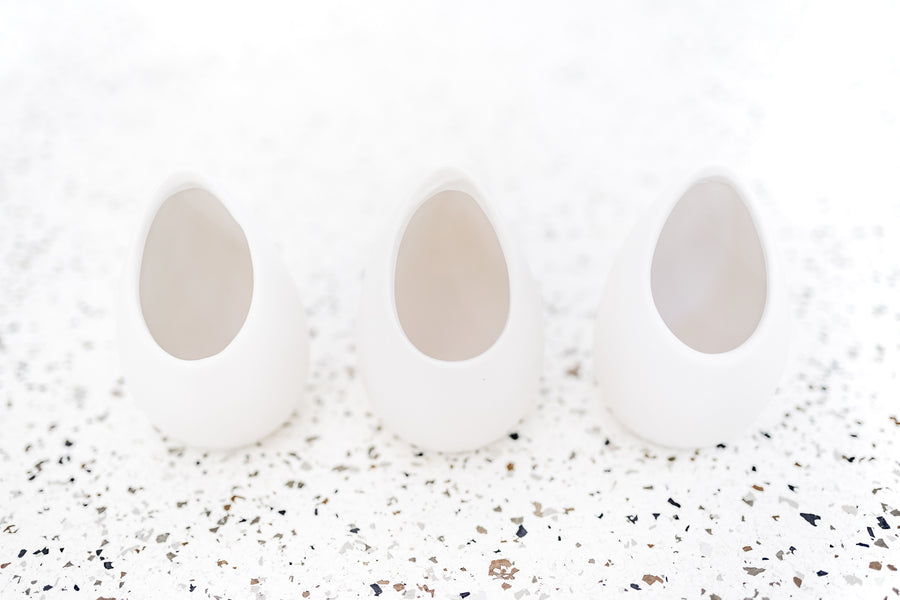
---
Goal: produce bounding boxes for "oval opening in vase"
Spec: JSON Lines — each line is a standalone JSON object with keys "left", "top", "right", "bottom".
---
{"left": 139, "top": 187, "right": 254, "bottom": 360}
{"left": 650, "top": 178, "right": 767, "bottom": 354}
{"left": 394, "top": 189, "right": 510, "bottom": 361}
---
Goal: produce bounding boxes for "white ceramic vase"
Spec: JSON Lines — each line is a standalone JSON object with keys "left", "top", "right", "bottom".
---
{"left": 358, "top": 170, "right": 544, "bottom": 452}
{"left": 117, "top": 175, "right": 309, "bottom": 449}
{"left": 594, "top": 170, "right": 790, "bottom": 448}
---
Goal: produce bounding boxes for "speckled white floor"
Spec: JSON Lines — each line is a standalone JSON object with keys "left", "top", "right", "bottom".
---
{"left": 1, "top": 1, "right": 899, "bottom": 598}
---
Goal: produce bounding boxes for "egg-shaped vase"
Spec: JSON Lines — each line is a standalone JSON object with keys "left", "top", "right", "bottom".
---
{"left": 358, "top": 170, "right": 544, "bottom": 452}
{"left": 117, "top": 175, "right": 309, "bottom": 449}
{"left": 594, "top": 170, "right": 790, "bottom": 448}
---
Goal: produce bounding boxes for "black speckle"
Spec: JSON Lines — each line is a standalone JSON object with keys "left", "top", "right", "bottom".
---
{"left": 42, "top": 585, "right": 51, "bottom": 591}
{"left": 800, "top": 513, "right": 821, "bottom": 526}
{"left": 667, "top": 498, "right": 681, "bottom": 508}
{"left": 509, "top": 433, "right": 519, "bottom": 440}
{"left": 816, "top": 570, "right": 828, "bottom": 576}
{"left": 350, "top": 528, "right": 360, "bottom": 534}
{"left": 74, "top": 585, "right": 79, "bottom": 591}
{"left": 103, "top": 561, "right": 113, "bottom": 569}
{"left": 516, "top": 524, "right": 527, "bottom": 537}
{"left": 788, "top": 484, "right": 797, "bottom": 492}
{"left": 652, "top": 513, "right": 660, "bottom": 520}
{"left": 876, "top": 516, "right": 890, "bottom": 529}
{"left": 17, "top": 549, "right": 25, "bottom": 558}
{"left": 627, "top": 515, "right": 638, "bottom": 524}
{"left": 630, "top": 583, "right": 640, "bottom": 590}
{"left": 461, "top": 594, "right": 470, "bottom": 599}
{"left": 278, "top": 510, "right": 286, "bottom": 515}
{"left": 189, "top": 584, "right": 196, "bottom": 592}
{"left": 716, "top": 443, "right": 726, "bottom": 449}
{"left": 370, "top": 583, "right": 382, "bottom": 596}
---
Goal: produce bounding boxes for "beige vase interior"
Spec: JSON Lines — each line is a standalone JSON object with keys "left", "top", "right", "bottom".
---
{"left": 394, "top": 190, "right": 510, "bottom": 361}
{"left": 139, "top": 188, "right": 254, "bottom": 360}
{"left": 651, "top": 179, "right": 767, "bottom": 354}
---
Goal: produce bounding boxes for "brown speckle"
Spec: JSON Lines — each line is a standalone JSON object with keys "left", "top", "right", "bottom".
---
{"left": 489, "top": 559, "right": 518, "bottom": 580}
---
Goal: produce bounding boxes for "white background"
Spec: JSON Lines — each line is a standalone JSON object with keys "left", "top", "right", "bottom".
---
{"left": 1, "top": 1, "right": 899, "bottom": 598}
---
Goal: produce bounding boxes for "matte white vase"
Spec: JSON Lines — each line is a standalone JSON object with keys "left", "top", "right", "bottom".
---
{"left": 117, "top": 175, "right": 309, "bottom": 449}
{"left": 358, "top": 170, "right": 544, "bottom": 452}
{"left": 594, "top": 170, "right": 790, "bottom": 448}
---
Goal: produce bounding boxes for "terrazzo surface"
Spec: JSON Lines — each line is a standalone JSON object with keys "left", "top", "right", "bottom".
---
{"left": 1, "top": 1, "right": 899, "bottom": 598}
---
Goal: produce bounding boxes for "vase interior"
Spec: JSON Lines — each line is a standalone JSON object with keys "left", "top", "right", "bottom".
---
{"left": 651, "top": 179, "right": 767, "bottom": 354}
{"left": 394, "top": 189, "right": 510, "bottom": 361}
{"left": 140, "top": 187, "right": 254, "bottom": 360}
